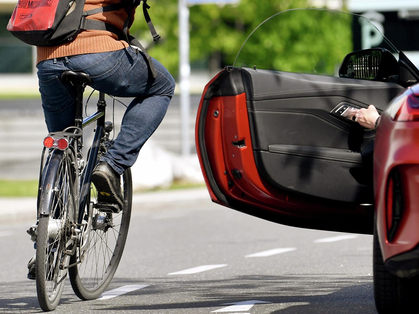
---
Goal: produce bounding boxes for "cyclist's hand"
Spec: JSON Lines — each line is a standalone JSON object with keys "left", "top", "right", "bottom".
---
{"left": 355, "top": 105, "right": 380, "bottom": 129}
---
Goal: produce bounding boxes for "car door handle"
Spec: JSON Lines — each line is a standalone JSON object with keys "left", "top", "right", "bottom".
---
{"left": 331, "top": 103, "right": 359, "bottom": 122}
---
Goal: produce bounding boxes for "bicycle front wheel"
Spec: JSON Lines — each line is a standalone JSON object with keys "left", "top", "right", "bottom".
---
{"left": 69, "top": 168, "right": 132, "bottom": 300}
{"left": 36, "top": 150, "right": 78, "bottom": 311}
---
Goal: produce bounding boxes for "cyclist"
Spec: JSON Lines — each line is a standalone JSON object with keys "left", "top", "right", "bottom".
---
{"left": 37, "top": 0, "right": 175, "bottom": 209}
{"left": 28, "top": 0, "right": 175, "bottom": 278}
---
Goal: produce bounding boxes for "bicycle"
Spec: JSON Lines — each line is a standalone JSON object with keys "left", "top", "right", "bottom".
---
{"left": 30, "top": 70, "right": 132, "bottom": 311}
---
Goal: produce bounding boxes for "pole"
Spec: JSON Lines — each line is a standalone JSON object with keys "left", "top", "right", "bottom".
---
{"left": 178, "top": 0, "right": 191, "bottom": 157}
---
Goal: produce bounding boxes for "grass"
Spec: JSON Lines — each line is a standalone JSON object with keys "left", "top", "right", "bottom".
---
{"left": 159, "top": 180, "right": 204, "bottom": 190}
{"left": 0, "top": 180, "right": 38, "bottom": 197}
{"left": 0, "top": 94, "right": 40, "bottom": 100}
{"left": 0, "top": 179, "right": 205, "bottom": 197}
{"left": 137, "top": 180, "right": 205, "bottom": 193}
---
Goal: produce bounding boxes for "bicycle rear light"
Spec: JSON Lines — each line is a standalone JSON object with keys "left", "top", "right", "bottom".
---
{"left": 43, "top": 136, "right": 69, "bottom": 150}
{"left": 43, "top": 137, "right": 54, "bottom": 148}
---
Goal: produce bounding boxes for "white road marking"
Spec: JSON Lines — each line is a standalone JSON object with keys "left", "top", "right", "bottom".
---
{"left": 245, "top": 247, "right": 296, "bottom": 258}
{"left": 314, "top": 234, "right": 358, "bottom": 243}
{"left": 98, "top": 285, "right": 149, "bottom": 300}
{"left": 168, "top": 264, "right": 227, "bottom": 275}
{"left": 212, "top": 300, "right": 271, "bottom": 312}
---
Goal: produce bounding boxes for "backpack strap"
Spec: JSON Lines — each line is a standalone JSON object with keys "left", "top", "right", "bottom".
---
{"left": 128, "top": 35, "right": 157, "bottom": 79}
{"left": 80, "top": 19, "right": 125, "bottom": 40}
{"left": 80, "top": 0, "right": 160, "bottom": 79}
{"left": 142, "top": 1, "right": 161, "bottom": 42}
{"left": 123, "top": 1, "right": 159, "bottom": 78}
{"left": 81, "top": 0, "right": 160, "bottom": 43}
{"left": 83, "top": 2, "right": 128, "bottom": 16}
{"left": 80, "top": 2, "right": 131, "bottom": 39}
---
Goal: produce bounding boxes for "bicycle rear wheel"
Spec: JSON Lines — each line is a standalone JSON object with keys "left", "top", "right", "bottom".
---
{"left": 69, "top": 168, "right": 132, "bottom": 300}
{"left": 36, "top": 150, "right": 78, "bottom": 311}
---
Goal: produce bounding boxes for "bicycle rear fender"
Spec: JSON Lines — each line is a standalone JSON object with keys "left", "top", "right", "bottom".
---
{"left": 38, "top": 150, "right": 78, "bottom": 217}
{"left": 38, "top": 151, "right": 63, "bottom": 216}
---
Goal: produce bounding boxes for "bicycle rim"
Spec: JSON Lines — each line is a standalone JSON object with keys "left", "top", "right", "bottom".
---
{"left": 36, "top": 152, "right": 77, "bottom": 311}
{"left": 69, "top": 168, "right": 132, "bottom": 300}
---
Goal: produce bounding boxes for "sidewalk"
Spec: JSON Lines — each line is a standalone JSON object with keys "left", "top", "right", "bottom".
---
{"left": 0, "top": 187, "right": 211, "bottom": 224}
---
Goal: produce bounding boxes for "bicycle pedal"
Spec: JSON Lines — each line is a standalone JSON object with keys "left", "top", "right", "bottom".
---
{"left": 27, "top": 256, "right": 36, "bottom": 280}
{"left": 94, "top": 202, "right": 121, "bottom": 213}
{"left": 27, "top": 269, "right": 36, "bottom": 280}
{"left": 26, "top": 225, "right": 37, "bottom": 242}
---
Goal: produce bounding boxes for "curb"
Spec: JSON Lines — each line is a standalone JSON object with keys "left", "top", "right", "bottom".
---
{"left": 0, "top": 188, "right": 210, "bottom": 225}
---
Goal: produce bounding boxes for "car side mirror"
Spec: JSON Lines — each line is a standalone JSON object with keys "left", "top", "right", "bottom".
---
{"left": 339, "top": 48, "right": 399, "bottom": 81}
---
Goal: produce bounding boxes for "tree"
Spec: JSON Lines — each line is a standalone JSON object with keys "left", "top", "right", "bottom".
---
{"left": 234, "top": 8, "right": 353, "bottom": 76}
{"left": 129, "top": 0, "right": 351, "bottom": 78}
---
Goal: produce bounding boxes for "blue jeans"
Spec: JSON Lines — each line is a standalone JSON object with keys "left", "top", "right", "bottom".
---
{"left": 37, "top": 47, "right": 175, "bottom": 174}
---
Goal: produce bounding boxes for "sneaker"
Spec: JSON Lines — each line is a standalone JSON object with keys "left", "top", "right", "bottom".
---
{"left": 27, "top": 256, "right": 36, "bottom": 280}
{"left": 91, "top": 162, "right": 123, "bottom": 213}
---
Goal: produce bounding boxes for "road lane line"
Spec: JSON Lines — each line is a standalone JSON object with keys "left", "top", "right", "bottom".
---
{"left": 168, "top": 264, "right": 227, "bottom": 275}
{"left": 245, "top": 247, "right": 296, "bottom": 258}
{"left": 98, "top": 285, "right": 149, "bottom": 300}
{"left": 212, "top": 300, "right": 271, "bottom": 312}
{"left": 314, "top": 234, "right": 358, "bottom": 243}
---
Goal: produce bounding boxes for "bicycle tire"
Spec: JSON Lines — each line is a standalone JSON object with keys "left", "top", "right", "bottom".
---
{"left": 69, "top": 168, "right": 132, "bottom": 300}
{"left": 36, "top": 150, "right": 78, "bottom": 311}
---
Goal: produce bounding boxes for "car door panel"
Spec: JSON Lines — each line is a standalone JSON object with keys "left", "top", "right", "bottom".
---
{"left": 243, "top": 68, "right": 404, "bottom": 203}
{"left": 196, "top": 67, "right": 404, "bottom": 234}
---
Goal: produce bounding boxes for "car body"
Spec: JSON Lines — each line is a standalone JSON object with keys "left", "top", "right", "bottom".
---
{"left": 374, "top": 83, "right": 419, "bottom": 277}
{"left": 195, "top": 9, "right": 419, "bottom": 314}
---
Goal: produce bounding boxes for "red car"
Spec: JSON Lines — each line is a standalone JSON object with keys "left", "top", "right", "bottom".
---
{"left": 195, "top": 9, "right": 419, "bottom": 314}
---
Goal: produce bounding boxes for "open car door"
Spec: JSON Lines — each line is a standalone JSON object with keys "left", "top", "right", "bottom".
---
{"left": 195, "top": 9, "right": 417, "bottom": 234}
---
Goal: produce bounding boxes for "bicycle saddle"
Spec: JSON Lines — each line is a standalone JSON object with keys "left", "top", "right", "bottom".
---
{"left": 61, "top": 70, "right": 92, "bottom": 87}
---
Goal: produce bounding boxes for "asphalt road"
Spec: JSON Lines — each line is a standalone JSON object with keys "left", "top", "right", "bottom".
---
{"left": 0, "top": 192, "right": 378, "bottom": 314}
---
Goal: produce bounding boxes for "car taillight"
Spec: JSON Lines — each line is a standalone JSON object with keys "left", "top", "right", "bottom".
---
{"left": 43, "top": 136, "right": 69, "bottom": 150}
{"left": 391, "top": 91, "right": 419, "bottom": 122}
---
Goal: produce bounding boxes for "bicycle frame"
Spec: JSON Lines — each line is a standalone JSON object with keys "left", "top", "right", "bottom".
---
{"left": 78, "top": 91, "right": 106, "bottom": 225}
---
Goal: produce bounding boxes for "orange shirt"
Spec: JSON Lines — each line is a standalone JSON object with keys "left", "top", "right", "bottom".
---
{"left": 36, "top": 0, "right": 130, "bottom": 64}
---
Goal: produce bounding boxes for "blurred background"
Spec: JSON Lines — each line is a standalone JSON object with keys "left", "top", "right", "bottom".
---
{"left": 1, "top": 0, "right": 419, "bottom": 195}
